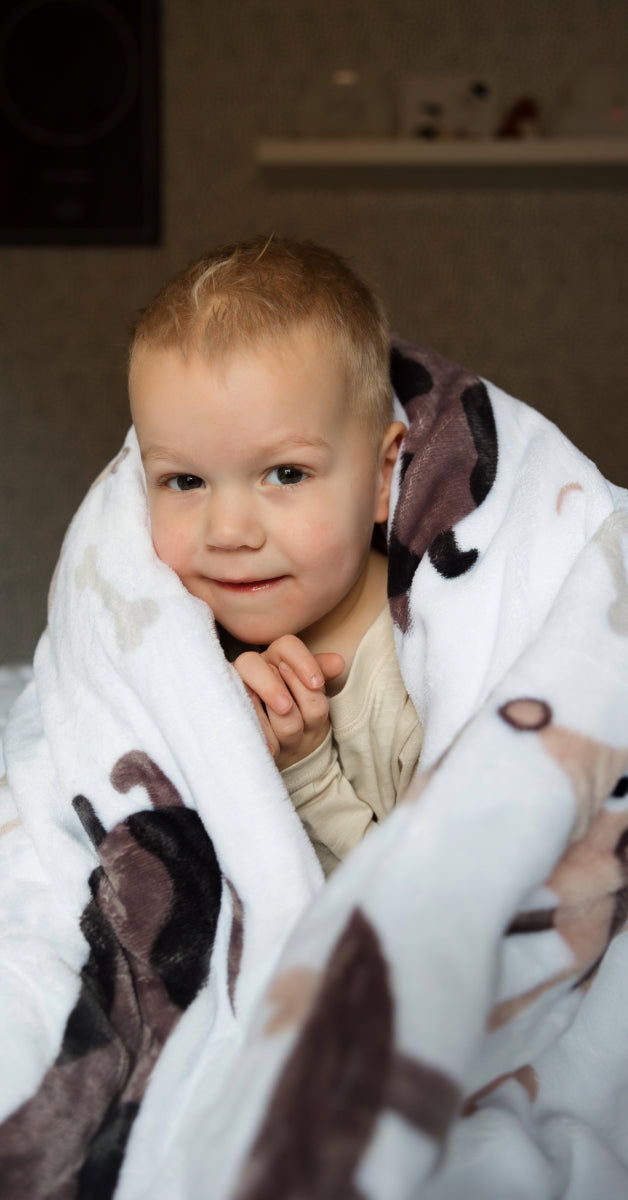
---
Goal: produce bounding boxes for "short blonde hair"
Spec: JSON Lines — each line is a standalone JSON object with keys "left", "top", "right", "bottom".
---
{"left": 130, "top": 235, "right": 392, "bottom": 435}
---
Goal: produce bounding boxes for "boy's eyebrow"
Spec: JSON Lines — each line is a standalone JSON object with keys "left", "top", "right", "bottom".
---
{"left": 139, "top": 444, "right": 182, "bottom": 465}
{"left": 260, "top": 434, "right": 331, "bottom": 455}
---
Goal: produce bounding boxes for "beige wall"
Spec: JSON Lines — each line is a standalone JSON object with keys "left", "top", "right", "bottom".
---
{"left": 2, "top": 0, "right": 627, "bottom": 660}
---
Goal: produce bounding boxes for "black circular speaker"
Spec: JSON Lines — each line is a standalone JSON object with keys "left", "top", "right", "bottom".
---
{"left": 0, "top": 0, "right": 139, "bottom": 147}
{"left": 0, "top": 0, "right": 159, "bottom": 243}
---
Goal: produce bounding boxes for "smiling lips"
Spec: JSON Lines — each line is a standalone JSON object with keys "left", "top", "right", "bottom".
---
{"left": 212, "top": 576, "right": 286, "bottom": 594}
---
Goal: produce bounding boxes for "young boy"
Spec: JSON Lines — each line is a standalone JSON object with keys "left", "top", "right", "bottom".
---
{"left": 129, "top": 235, "right": 423, "bottom": 875}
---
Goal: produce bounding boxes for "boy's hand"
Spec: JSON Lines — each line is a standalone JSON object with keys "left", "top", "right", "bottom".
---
{"left": 234, "top": 635, "right": 344, "bottom": 770}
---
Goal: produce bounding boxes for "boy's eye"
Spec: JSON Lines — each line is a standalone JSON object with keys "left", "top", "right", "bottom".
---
{"left": 266, "top": 465, "right": 307, "bottom": 486}
{"left": 165, "top": 474, "right": 204, "bottom": 491}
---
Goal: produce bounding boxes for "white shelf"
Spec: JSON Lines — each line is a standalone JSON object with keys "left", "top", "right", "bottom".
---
{"left": 256, "top": 137, "right": 628, "bottom": 169}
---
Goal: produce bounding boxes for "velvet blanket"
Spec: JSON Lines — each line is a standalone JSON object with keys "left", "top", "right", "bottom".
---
{"left": 2, "top": 339, "right": 628, "bottom": 1199}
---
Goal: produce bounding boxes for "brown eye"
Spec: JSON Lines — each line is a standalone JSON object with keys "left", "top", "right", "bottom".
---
{"left": 166, "top": 474, "right": 204, "bottom": 491}
{"left": 267, "top": 465, "right": 307, "bottom": 486}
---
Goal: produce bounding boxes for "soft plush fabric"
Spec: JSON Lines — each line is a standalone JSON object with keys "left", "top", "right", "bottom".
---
{"left": 0, "top": 665, "right": 33, "bottom": 772}
{"left": 1, "top": 338, "right": 628, "bottom": 1200}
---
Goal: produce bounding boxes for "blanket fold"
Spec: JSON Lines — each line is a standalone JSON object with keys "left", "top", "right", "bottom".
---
{"left": 2, "top": 338, "right": 628, "bottom": 1199}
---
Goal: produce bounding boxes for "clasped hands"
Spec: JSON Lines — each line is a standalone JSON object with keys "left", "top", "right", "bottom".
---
{"left": 234, "top": 635, "right": 344, "bottom": 769}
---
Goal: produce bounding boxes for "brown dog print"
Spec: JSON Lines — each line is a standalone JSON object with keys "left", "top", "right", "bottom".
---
{"left": 488, "top": 700, "right": 628, "bottom": 1029}
{"left": 233, "top": 908, "right": 460, "bottom": 1200}
{"left": 388, "top": 339, "right": 498, "bottom": 632}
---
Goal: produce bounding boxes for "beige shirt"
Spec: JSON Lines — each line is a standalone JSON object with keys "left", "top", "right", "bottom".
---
{"left": 281, "top": 605, "right": 423, "bottom": 876}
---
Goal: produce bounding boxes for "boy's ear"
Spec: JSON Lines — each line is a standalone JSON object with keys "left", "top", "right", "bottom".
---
{"left": 374, "top": 421, "right": 407, "bottom": 524}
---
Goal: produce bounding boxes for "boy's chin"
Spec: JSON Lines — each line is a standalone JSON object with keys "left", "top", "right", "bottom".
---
{"left": 216, "top": 620, "right": 294, "bottom": 658}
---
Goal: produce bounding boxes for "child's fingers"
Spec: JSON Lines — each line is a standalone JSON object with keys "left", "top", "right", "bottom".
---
{"left": 264, "top": 703, "right": 306, "bottom": 750}
{"left": 235, "top": 650, "right": 295, "bottom": 717}
{"left": 259, "top": 639, "right": 344, "bottom": 737}
{"left": 276, "top": 659, "right": 330, "bottom": 731}
{"left": 235, "top": 638, "right": 343, "bottom": 760}
{"left": 262, "top": 635, "right": 327, "bottom": 690}
{"left": 236, "top": 652, "right": 307, "bottom": 748}
{"left": 314, "top": 651, "right": 345, "bottom": 682}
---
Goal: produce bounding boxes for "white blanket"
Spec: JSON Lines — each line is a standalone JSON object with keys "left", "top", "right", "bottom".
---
{"left": 2, "top": 338, "right": 628, "bottom": 1199}
{"left": 0, "top": 665, "right": 33, "bottom": 773}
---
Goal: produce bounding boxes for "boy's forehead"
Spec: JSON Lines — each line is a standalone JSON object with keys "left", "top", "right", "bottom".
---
{"left": 130, "top": 324, "right": 351, "bottom": 409}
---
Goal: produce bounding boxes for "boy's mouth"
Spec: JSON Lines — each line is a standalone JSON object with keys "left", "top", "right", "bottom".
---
{"left": 212, "top": 576, "right": 286, "bottom": 594}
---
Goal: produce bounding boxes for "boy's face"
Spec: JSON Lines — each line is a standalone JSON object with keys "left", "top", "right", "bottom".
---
{"left": 130, "top": 324, "right": 404, "bottom": 648}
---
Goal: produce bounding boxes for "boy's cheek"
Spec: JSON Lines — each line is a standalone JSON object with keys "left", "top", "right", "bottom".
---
{"left": 290, "top": 515, "right": 340, "bottom": 562}
{"left": 148, "top": 495, "right": 178, "bottom": 550}
{"left": 149, "top": 510, "right": 183, "bottom": 572}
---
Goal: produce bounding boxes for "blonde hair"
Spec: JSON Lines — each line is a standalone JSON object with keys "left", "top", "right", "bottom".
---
{"left": 130, "top": 235, "right": 392, "bottom": 435}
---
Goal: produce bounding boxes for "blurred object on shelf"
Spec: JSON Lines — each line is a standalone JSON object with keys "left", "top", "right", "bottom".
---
{"left": 498, "top": 96, "right": 542, "bottom": 139}
{"left": 550, "top": 65, "right": 627, "bottom": 137}
{"left": 398, "top": 75, "right": 499, "bottom": 139}
{"left": 297, "top": 68, "right": 393, "bottom": 137}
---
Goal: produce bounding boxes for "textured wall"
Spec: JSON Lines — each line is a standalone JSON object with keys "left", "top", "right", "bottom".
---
{"left": 1, "top": 0, "right": 627, "bottom": 660}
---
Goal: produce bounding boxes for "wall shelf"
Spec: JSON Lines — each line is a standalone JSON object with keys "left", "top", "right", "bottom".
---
{"left": 256, "top": 137, "right": 628, "bottom": 168}
{"left": 256, "top": 137, "right": 628, "bottom": 188}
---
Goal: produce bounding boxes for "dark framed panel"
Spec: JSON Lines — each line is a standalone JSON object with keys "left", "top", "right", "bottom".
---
{"left": 0, "top": 0, "right": 160, "bottom": 244}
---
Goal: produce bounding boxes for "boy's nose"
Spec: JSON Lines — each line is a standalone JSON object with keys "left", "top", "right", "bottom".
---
{"left": 204, "top": 489, "right": 265, "bottom": 551}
